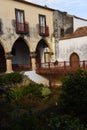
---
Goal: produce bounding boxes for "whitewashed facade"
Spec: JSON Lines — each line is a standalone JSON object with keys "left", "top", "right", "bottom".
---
{"left": 59, "top": 36, "right": 87, "bottom": 62}
{"left": 73, "top": 16, "right": 87, "bottom": 31}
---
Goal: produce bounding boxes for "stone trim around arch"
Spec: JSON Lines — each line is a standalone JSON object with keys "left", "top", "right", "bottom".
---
{"left": 11, "top": 37, "right": 32, "bottom": 71}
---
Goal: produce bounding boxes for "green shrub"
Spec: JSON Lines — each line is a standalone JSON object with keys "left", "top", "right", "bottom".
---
{"left": 9, "top": 83, "right": 43, "bottom": 105}
{"left": 22, "top": 83, "right": 42, "bottom": 99}
{"left": 47, "top": 115, "right": 87, "bottom": 130}
{"left": 59, "top": 68, "right": 87, "bottom": 122}
{"left": 0, "top": 72, "right": 23, "bottom": 85}
{"left": 0, "top": 108, "right": 39, "bottom": 130}
{"left": 41, "top": 87, "right": 51, "bottom": 98}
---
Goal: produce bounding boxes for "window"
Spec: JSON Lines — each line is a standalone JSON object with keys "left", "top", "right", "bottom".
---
{"left": 15, "top": 9, "right": 25, "bottom": 32}
{"left": 15, "top": 9, "right": 24, "bottom": 24}
{"left": 44, "top": 52, "right": 50, "bottom": 63}
{"left": 39, "top": 15, "right": 46, "bottom": 34}
{"left": 60, "top": 28, "right": 64, "bottom": 37}
{"left": 0, "top": 19, "right": 1, "bottom": 33}
{"left": 39, "top": 14, "right": 49, "bottom": 36}
{"left": 39, "top": 15, "right": 46, "bottom": 27}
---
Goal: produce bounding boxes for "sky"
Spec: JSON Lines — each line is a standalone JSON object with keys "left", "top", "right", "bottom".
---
{"left": 25, "top": 0, "right": 87, "bottom": 19}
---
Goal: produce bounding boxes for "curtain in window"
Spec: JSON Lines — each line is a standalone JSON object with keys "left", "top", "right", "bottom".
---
{"left": 16, "top": 11, "right": 24, "bottom": 31}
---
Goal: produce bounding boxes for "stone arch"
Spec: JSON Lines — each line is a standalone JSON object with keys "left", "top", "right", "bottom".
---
{"left": 35, "top": 39, "right": 50, "bottom": 67}
{"left": 11, "top": 37, "right": 31, "bottom": 71}
{"left": 70, "top": 52, "right": 80, "bottom": 68}
{"left": 0, "top": 41, "right": 6, "bottom": 73}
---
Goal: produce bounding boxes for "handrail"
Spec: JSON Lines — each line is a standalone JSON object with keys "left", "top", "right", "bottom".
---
{"left": 16, "top": 22, "right": 29, "bottom": 34}
{"left": 36, "top": 60, "right": 87, "bottom": 70}
{"left": 39, "top": 25, "right": 49, "bottom": 36}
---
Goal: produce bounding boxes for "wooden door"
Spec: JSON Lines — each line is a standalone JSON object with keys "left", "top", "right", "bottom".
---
{"left": 70, "top": 53, "right": 80, "bottom": 68}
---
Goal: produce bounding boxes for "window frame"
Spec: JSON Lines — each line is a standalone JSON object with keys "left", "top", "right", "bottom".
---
{"left": 15, "top": 8, "right": 25, "bottom": 24}
{"left": 0, "top": 19, "right": 1, "bottom": 33}
{"left": 44, "top": 52, "right": 50, "bottom": 63}
{"left": 60, "top": 28, "right": 64, "bottom": 37}
{"left": 39, "top": 14, "right": 46, "bottom": 27}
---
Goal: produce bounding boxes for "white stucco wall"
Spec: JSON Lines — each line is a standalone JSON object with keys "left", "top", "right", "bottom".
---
{"left": 73, "top": 17, "right": 87, "bottom": 31}
{"left": 59, "top": 36, "right": 87, "bottom": 62}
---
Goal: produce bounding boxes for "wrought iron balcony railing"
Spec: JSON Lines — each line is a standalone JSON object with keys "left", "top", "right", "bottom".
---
{"left": 39, "top": 26, "right": 49, "bottom": 36}
{"left": 15, "top": 22, "right": 29, "bottom": 34}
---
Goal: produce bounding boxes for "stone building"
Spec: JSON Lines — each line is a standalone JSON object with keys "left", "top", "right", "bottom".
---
{"left": 1, "top": 0, "right": 87, "bottom": 85}
{"left": 53, "top": 10, "right": 87, "bottom": 60}
{"left": 58, "top": 26, "right": 87, "bottom": 68}
{"left": 0, "top": 0, "right": 54, "bottom": 73}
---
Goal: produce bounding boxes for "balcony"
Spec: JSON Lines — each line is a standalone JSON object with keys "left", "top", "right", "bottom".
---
{"left": 15, "top": 22, "right": 29, "bottom": 34}
{"left": 39, "top": 26, "right": 49, "bottom": 36}
{"left": 36, "top": 60, "right": 87, "bottom": 75}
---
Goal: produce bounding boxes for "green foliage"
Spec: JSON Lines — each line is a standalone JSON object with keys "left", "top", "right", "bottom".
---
{"left": 10, "top": 83, "right": 51, "bottom": 103}
{"left": 0, "top": 78, "right": 87, "bottom": 130}
{"left": 41, "top": 87, "right": 51, "bottom": 98}
{"left": 0, "top": 83, "right": 52, "bottom": 130}
{"left": 59, "top": 69, "right": 87, "bottom": 120}
{"left": 0, "top": 72, "right": 22, "bottom": 85}
{"left": 22, "top": 83, "right": 42, "bottom": 99}
{"left": 0, "top": 107, "right": 39, "bottom": 130}
{"left": 47, "top": 115, "right": 87, "bottom": 130}
{"left": 9, "top": 83, "right": 44, "bottom": 107}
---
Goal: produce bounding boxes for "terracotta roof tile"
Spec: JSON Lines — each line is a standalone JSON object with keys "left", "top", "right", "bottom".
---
{"left": 60, "top": 26, "right": 87, "bottom": 40}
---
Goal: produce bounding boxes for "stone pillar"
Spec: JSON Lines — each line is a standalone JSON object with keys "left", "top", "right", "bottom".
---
{"left": 5, "top": 52, "right": 13, "bottom": 73}
{"left": 30, "top": 52, "right": 37, "bottom": 70}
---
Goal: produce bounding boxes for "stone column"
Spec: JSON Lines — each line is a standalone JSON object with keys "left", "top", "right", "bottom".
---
{"left": 30, "top": 52, "right": 37, "bottom": 70}
{"left": 5, "top": 52, "right": 13, "bottom": 73}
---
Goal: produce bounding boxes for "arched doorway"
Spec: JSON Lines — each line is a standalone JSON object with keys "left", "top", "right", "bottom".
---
{"left": 0, "top": 44, "right": 6, "bottom": 73}
{"left": 70, "top": 53, "right": 80, "bottom": 68}
{"left": 36, "top": 39, "right": 49, "bottom": 68}
{"left": 11, "top": 38, "right": 31, "bottom": 72}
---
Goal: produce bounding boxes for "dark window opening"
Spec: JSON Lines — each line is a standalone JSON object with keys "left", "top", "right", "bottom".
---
{"left": 60, "top": 28, "right": 64, "bottom": 37}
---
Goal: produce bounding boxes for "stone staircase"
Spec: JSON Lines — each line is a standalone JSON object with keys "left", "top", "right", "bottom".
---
{"left": 24, "top": 70, "right": 49, "bottom": 86}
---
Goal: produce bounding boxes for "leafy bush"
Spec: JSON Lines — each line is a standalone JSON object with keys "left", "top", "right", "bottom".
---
{"left": 0, "top": 72, "right": 23, "bottom": 85}
{"left": 59, "top": 69, "right": 87, "bottom": 121}
{"left": 47, "top": 115, "right": 87, "bottom": 130}
{"left": 0, "top": 108, "right": 39, "bottom": 130}
{"left": 10, "top": 83, "right": 51, "bottom": 102}
{"left": 9, "top": 83, "right": 44, "bottom": 106}
{"left": 41, "top": 87, "right": 51, "bottom": 98}
{"left": 22, "top": 83, "right": 42, "bottom": 99}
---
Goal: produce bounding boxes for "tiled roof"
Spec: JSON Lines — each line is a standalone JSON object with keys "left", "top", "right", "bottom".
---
{"left": 60, "top": 26, "right": 87, "bottom": 40}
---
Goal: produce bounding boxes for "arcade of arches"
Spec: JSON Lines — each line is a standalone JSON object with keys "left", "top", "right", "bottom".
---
{"left": 0, "top": 38, "right": 51, "bottom": 73}
{"left": 12, "top": 38, "right": 31, "bottom": 72}
{"left": 0, "top": 44, "right": 6, "bottom": 73}
{"left": 36, "top": 39, "right": 50, "bottom": 68}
